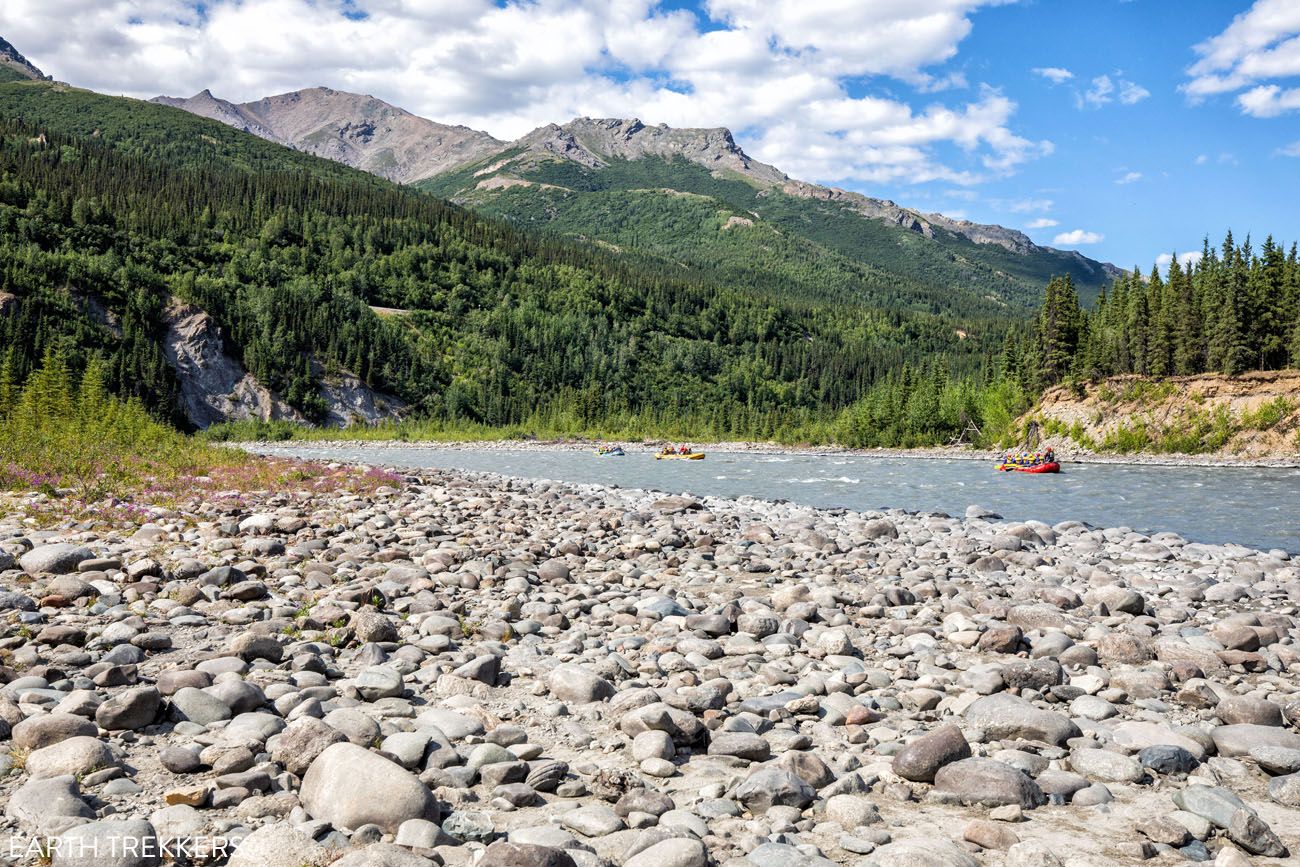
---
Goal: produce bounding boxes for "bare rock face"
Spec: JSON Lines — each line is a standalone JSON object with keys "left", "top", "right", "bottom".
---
{"left": 514, "top": 117, "right": 788, "bottom": 185}
{"left": 314, "top": 360, "right": 407, "bottom": 427}
{"left": 160, "top": 301, "right": 304, "bottom": 429}
{"left": 0, "top": 36, "right": 47, "bottom": 80}
{"left": 152, "top": 87, "right": 504, "bottom": 184}
{"left": 151, "top": 90, "right": 280, "bottom": 142}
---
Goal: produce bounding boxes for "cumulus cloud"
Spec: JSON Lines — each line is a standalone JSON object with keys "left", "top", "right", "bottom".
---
{"left": 1115, "top": 171, "right": 1142, "bottom": 185}
{"left": 1155, "top": 251, "right": 1205, "bottom": 271}
{"left": 0, "top": 0, "right": 1047, "bottom": 188}
{"left": 1033, "top": 66, "right": 1073, "bottom": 84}
{"left": 1053, "top": 229, "right": 1103, "bottom": 246}
{"left": 1118, "top": 80, "right": 1151, "bottom": 104}
{"left": 1026, "top": 218, "right": 1059, "bottom": 229}
{"left": 1238, "top": 83, "right": 1300, "bottom": 116}
{"left": 1183, "top": 0, "right": 1300, "bottom": 115}
{"left": 1079, "top": 73, "right": 1149, "bottom": 108}
{"left": 1278, "top": 140, "right": 1300, "bottom": 156}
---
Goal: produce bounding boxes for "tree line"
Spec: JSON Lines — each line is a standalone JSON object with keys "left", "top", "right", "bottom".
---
{"left": 0, "top": 86, "right": 1003, "bottom": 442}
{"left": 1025, "top": 233, "right": 1300, "bottom": 388}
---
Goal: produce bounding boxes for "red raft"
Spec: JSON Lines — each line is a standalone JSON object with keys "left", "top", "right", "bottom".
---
{"left": 997, "top": 461, "right": 1060, "bottom": 474}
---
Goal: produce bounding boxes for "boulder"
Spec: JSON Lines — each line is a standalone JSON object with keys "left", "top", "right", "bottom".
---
{"left": 300, "top": 743, "right": 438, "bottom": 834}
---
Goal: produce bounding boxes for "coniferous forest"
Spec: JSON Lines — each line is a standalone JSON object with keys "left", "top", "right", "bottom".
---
{"left": 1023, "top": 235, "right": 1300, "bottom": 390}
{"left": 0, "top": 82, "right": 1010, "bottom": 444}
{"left": 1, "top": 80, "right": 1298, "bottom": 450}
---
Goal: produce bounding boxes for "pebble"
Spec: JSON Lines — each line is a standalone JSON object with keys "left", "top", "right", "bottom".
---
{"left": 0, "top": 464, "right": 1295, "bottom": 865}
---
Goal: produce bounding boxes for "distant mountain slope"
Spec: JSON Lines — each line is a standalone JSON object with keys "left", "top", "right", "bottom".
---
{"left": 424, "top": 118, "right": 1120, "bottom": 310}
{"left": 152, "top": 87, "right": 504, "bottom": 183}
{"left": 2, "top": 76, "right": 1004, "bottom": 441}
{"left": 153, "top": 89, "right": 1121, "bottom": 307}
{"left": 0, "top": 36, "right": 46, "bottom": 82}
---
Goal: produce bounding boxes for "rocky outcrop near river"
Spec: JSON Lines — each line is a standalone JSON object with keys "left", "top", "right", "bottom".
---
{"left": 0, "top": 466, "right": 1298, "bottom": 865}
{"left": 160, "top": 300, "right": 402, "bottom": 429}
{"left": 1029, "top": 371, "right": 1300, "bottom": 461}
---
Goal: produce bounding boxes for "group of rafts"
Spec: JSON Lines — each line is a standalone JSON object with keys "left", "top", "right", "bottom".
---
{"left": 593, "top": 445, "right": 705, "bottom": 460}
{"left": 595, "top": 444, "right": 1059, "bottom": 472}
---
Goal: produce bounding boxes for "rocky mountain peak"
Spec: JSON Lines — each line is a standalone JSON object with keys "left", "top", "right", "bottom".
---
{"left": 153, "top": 86, "right": 505, "bottom": 184}
{"left": 0, "top": 36, "right": 48, "bottom": 81}
{"left": 514, "top": 116, "right": 787, "bottom": 185}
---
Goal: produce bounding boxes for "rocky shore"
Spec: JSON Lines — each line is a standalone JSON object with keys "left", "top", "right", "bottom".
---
{"left": 1, "top": 464, "right": 1298, "bottom": 866}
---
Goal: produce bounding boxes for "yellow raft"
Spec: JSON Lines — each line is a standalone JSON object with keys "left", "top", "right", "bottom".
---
{"left": 655, "top": 452, "right": 705, "bottom": 460}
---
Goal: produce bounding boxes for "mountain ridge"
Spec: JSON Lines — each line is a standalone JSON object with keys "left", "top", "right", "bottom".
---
{"left": 0, "top": 36, "right": 46, "bottom": 82}
{"left": 151, "top": 86, "right": 1117, "bottom": 274}
{"left": 152, "top": 87, "right": 504, "bottom": 184}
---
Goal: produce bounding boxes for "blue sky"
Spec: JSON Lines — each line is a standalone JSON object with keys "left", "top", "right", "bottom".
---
{"left": 893, "top": 0, "right": 1300, "bottom": 268}
{"left": 2, "top": 0, "right": 1297, "bottom": 268}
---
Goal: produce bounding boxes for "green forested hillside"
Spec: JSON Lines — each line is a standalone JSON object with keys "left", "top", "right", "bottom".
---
{"left": 423, "top": 154, "right": 1116, "bottom": 312}
{"left": 0, "top": 80, "right": 1010, "bottom": 441}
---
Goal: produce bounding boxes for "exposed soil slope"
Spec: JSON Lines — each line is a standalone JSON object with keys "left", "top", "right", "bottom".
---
{"left": 1027, "top": 371, "right": 1300, "bottom": 460}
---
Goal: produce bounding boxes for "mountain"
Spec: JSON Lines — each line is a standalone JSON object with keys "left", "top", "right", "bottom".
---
{"left": 153, "top": 90, "right": 1120, "bottom": 308}
{"left": 0, "top": 36, "right": 46, "bottom": 82}
{"left": 1, "top": 76, "right": 999, "bottom": 442}
{"left": 152, "top": 87, "right": 503, "bottom": 184}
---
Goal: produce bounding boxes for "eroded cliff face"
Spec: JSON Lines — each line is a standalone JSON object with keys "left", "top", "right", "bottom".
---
{"left": 313, "top": 361, "right": 408, "bottom": 428}
{"left": 161, "top": 302, "right": 305, "bottom": 429}
{"left": 161, "top": 301, "right": 407, "bottom": 429}
{"left": 1028, "top": 371, "right": 1300, "bottom": 459}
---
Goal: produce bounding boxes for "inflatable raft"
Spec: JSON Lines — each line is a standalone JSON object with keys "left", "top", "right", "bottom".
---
{"left": 655, "top": 452, "right": 705, "bottom": 460}
{"left": 997, "top": 461, "right": 1060, "bottom": 474}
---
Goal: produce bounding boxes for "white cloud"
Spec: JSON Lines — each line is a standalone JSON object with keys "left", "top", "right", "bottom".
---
{"left": 0, "top": 0, "right": 1045, "bottom": 188}
{"left": 1118, "top": 80, "right": 1150, "bottom": 104}
{"left": 1033, "top": 66, "right": 1073, "bottom": 84}
{"left": 1238, "top": 83, "right": 1300, "bottom": 116}
{"left": 1195, "top": 153, "right": 1209, "bottom": 164}
{"left": 1026, "top": 218, "right": 1059, "bottom": 229}
{"left": 1080, "top": 72, "right": 1149, "bottom": 108}
{"left": 1053, "top": 229, "right": 1104, "bottom": 246}
{"left": 1278, "top": 140, "right": 1300, "bottom": 156}
{"left": 992, "top": 197, "right": 1054, "bottom": 213}
{"left": 1155, "top": 251, "right": 1205, "bottom": 271}
{"left": 1115, "top": 171, "right": 1142, "bottom": 185}
{"left": 1184, "top": 0, "right": 1300, "bottom": 115}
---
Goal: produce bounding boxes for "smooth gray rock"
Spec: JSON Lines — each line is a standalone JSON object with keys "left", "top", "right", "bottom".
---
{"left": 965, "top": 693, "right": 1079, "bottom": 746}
{"left": 12, "top": 713, "right": 97, "bottom": 750}
{"left": 862, "top": 839, "right": 980, "bottom": 867}
{"left": 169, "top": 687, "right": 232, "bottom": 725}
{"left": 96, "top": 686, "right": 161, "bottom": 731}
{"left": 21, "top": 543, "right": 95, "bottom": 576}
{"left": 26, "top": 736, "right": 117, "bottom": 780}
{"left": 226, "top": 822, "right": 328, "bottom": 867}
{"left": 300, "top": 743, "right": 437, "bottom": 834}
{"left": 548, "top": 664, "right": 615, "bottom": 704}
{"left": 732, "top": 766, "right": 815, "bottom": 814}
{"left": 1172, "top": 786, "right": 1251, "bottom": 828}
{"left": 51, "top": 819, "right": 160, "bottom": 867}
{"left": 932, "top": 758, "right": 1046, "bottom": 809}
{"left": 5, "top": 775, "right": 95, "bottom": 833}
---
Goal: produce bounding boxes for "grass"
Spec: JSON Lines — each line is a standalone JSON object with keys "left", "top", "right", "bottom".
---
{"left": 1, "top": 357, "right": 405, "bottom": 529}
{"left": 1240, "top": 397, "right": 1295, "bottom": 431}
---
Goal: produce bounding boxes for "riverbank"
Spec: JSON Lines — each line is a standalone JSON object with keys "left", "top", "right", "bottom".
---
{"left": 1, "top": 462, "right": 1297, "bottom": 865}
{"left": 234, "top": 436, "right": 1300, "bottom": 468}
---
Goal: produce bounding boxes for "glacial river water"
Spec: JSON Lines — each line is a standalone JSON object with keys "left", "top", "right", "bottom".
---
{"left": 255, "top": 446, "right": 1300, "bottom": 553}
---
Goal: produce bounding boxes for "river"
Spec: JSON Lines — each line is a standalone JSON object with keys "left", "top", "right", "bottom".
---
{"left": 252, "top": 445, "right": 1300, "bottom": 553}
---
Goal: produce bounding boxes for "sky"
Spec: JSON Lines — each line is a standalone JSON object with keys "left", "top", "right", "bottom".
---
{"left": 2, "top": 0, "right": 1298, "bottom": 268}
